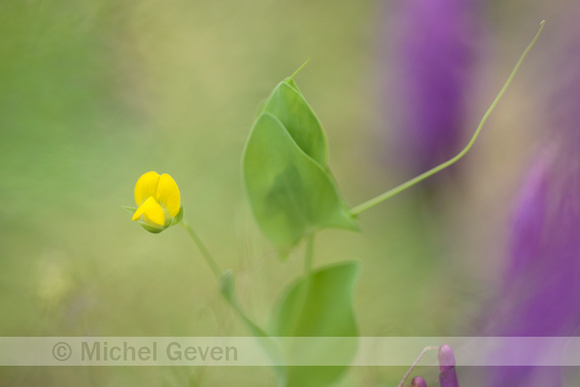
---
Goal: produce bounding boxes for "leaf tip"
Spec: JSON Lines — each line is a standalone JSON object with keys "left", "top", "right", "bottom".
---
{"left": 289, "top": 58, "right": 311, "bottom": 81}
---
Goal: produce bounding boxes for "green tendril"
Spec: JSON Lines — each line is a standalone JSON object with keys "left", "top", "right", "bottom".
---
{"left": 351, "top": 20, "right": 545, "bottom": 216}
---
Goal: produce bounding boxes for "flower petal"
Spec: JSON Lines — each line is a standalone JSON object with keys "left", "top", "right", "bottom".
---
{"left": 132, "top": 196, "right": 165, "bottom": 227}
{"left": 134, "top": 171, "right": 160, "bottom": 206}
{"left": 155, "top": 173, "right": 181, "bottom": 217}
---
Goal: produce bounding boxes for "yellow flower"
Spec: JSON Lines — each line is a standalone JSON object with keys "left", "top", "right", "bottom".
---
{"left": 131, "top": 171, "right": 183, "bottom": 233}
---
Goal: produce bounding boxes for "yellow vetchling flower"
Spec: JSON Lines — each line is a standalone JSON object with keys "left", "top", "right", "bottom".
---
{"left": 131, "top": 171, "right": 182, "bottom": 233}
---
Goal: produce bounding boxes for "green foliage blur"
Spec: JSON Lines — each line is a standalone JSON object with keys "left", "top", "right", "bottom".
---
{"left": 0, "top": 0, "right": 561, "bottom": 385}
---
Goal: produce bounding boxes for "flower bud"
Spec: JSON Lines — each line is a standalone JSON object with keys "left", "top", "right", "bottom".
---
{"left": 438, "top": 344, "right": 459, "bottom": 387}
{"left": 411, "top": 376, "right": 428, "bottom": 387}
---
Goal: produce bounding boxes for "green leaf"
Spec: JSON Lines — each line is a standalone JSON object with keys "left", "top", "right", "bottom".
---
{"left": 262, "top": 81, "right": 327, "bottom": 166}
{"left": 243, "top": 113, "right": 358, "bottom": 256}
{"left": 243, "top": 62, "right": 359, "bottom": 255}
{"left": 270, "top": 261, "right": 360, "bottom": 387}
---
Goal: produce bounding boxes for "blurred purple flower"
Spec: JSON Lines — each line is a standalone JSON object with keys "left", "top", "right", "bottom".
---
{"left": 385, "top": 0, "right": 481, "bottom": 174}
{"left": 487, "top": 145, "right": 580, "bottom": 385}
{"left": 485, "top": 31, "right": 580, "bottom": 386}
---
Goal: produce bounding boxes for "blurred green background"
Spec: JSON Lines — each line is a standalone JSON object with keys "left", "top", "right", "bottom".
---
{"left": 0, "top": 0, "right": 569, "bottom": 385}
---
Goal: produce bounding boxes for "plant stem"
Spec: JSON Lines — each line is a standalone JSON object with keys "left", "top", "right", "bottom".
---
{"left": 180, "top": 221, "right": 270, "bottom": 342}
{"left": 397, "top": 346, "right": 439, "bottom": 387}
{"left": 180, "top": 220, "right": 221, "bottom": 279}
{"left": 350, "top": 20, "right": 545, "bottom": 216}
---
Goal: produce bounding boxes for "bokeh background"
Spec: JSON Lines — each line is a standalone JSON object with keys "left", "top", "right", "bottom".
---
{"left": 0, "top": 0, "right": 577, "bottom": 385}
